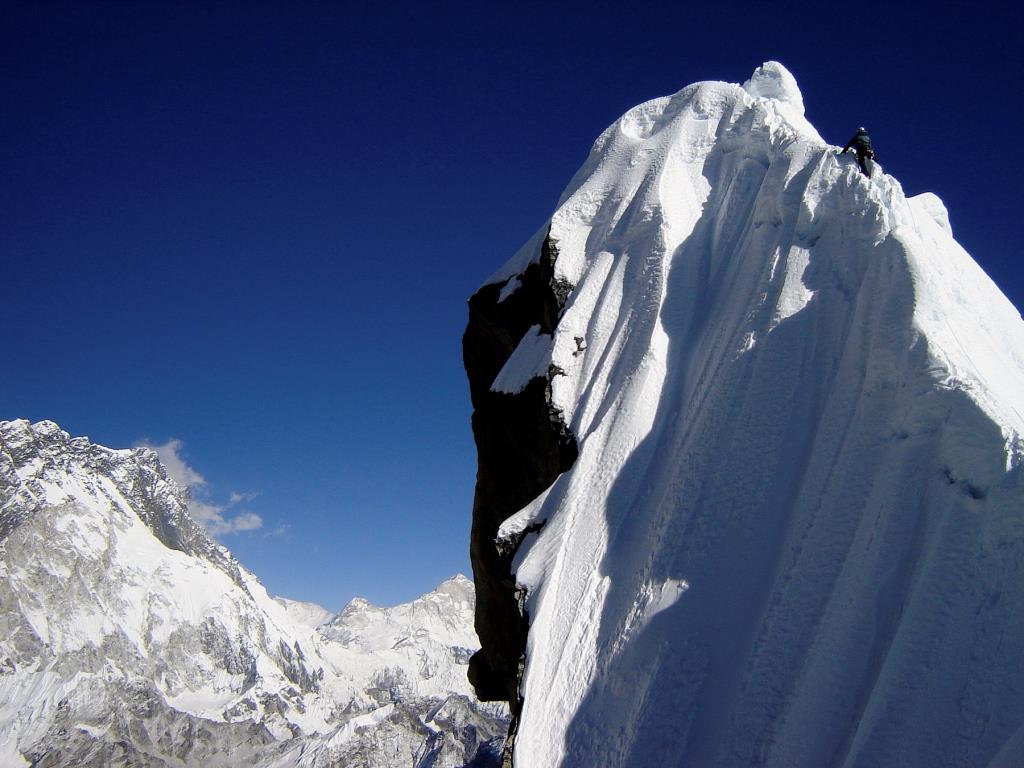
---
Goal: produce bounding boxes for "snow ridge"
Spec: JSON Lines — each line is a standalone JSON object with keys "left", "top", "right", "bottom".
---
{"left": 485, "top": 62, "right": 1024, "bottom": 768}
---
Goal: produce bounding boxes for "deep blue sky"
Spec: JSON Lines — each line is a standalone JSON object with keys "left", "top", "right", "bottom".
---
{"left": 3, "top": 2, "right": 1021, "bottom": 610}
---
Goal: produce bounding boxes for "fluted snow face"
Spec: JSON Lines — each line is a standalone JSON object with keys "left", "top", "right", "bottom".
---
{"left": 486, "top": 62, "right": 1024, "bottom": 768}
{"left": 0, "top": 420, "right": 505, "bottom": 767}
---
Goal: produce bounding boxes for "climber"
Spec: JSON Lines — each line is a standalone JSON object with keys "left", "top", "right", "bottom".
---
{"left": 840, "top": 127, "right": 875, "bottom": 178}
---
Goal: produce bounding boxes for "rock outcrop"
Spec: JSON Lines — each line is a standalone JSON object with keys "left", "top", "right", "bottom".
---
{"left": 462, "top": 231, "right": 578, "bottom": 752}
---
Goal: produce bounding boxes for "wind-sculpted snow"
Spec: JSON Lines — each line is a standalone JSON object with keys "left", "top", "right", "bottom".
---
{"left": 0, "top": 419, "right": 506, "bottom": 766}
{"left": 478, "top": 62, "right": 1024, "bottom": 767}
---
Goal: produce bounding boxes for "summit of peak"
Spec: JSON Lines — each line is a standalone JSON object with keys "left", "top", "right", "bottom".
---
{"left": 431, "top": 573, "right": 475, "bottom": 600}
{"left": 438, "top": 573, "right": 472, "bottom": 588}
{"left": 1, "top": 418, "right": 65, "bottom": 442}
{"left": 742, "top": 61, "right": 804, "bottom": 114}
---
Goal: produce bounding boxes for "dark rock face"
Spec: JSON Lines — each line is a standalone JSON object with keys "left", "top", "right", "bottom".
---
{"left": 462, "top": 232, "right": 578, "bottom": 753}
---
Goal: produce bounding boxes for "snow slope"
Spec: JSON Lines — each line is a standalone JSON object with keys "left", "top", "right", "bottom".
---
{"left": 0, "top": 419, "right": 505, "bottom": 766}
{"left": 483, "top": 62, "right": 1024, "bottom": 767}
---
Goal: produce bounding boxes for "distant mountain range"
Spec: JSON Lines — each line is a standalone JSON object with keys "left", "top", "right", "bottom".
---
{"left": 0, "top": 418, "right": 506, "bottom": 767}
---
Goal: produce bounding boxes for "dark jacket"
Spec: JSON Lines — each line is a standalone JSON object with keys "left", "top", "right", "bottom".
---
{"left": 841, "top": 130, "right": 873, "bottom": 156}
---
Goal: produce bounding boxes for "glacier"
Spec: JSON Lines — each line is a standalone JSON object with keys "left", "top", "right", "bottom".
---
{"left": 465, "top": 62, "right": 1024, "bottom": 767}
{"left": 0, "top": 418, "right": 507, "bottom": 767}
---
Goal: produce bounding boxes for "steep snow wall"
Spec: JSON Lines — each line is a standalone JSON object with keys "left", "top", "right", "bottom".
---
{"left": 466, "top": 62, "right": 1024, "bottom": 768}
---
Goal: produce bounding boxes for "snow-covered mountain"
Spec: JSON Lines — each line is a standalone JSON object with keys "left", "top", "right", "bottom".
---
{"left": 465, "top": 62, "right": 1024, "bottom": 767}
{"left": 0, "top": 418, "right": 506, "bottom": 767}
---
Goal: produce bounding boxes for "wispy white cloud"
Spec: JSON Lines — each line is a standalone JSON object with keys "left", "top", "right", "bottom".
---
{"left": 188, "top": 498, "right": 265, "bottom": 537}
{"left": 265, "top": 523, "right": 292, "bottom": 538}
{"left": 148, "top": 438, "right": 206, "bottom": 489}
{"left": 138, "top": 438, "right": 267, "bottom": 537}
{"left": 228, "top": 511, "right": 264, "bottom": 532}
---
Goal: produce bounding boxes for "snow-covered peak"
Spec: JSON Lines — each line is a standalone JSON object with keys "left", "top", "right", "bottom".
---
{"left": 742, "top": 60, "right": 804, "bottom": 111}
{"left": 434, "top": 573, "right": 475, "bottom": 599}
{"left": 0, "top": 418, "right": 241, "bottom": 589}
{"left": 491, "top": 64, "right": 829, "bottom": 288}
{"left": 324, "top": 574, "right": 477, "bottom": 654}
{"left": 741, "top": 61, "right": 821, "bottom": 141}
{"left": 468, "top": 64, "right": 1024, "bottom": 768}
